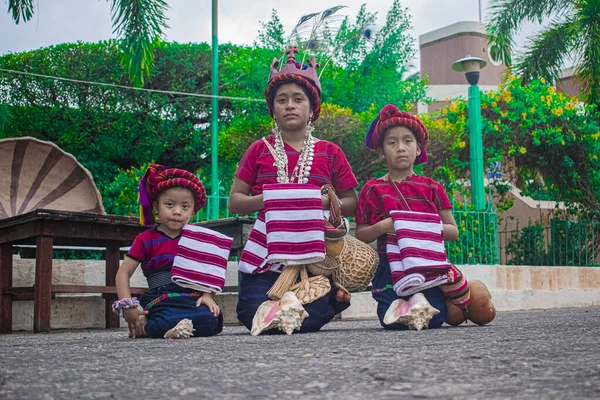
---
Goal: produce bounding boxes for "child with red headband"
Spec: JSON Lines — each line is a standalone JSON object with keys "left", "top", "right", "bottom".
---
{"left": 114, "top": 164, "right": 225, "bottom": 338}
{"left": 355, "top": 104, "right": 495, "bottom": 330}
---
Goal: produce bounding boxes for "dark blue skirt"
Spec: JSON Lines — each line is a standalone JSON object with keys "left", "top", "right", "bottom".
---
{"left": 371, "top": 255, "right": 447, "bottom": 330}
{"left": 236, "top": 271, "right": 350, "bottom": 333}
{"left": 139, "top": 283, "right": 223, "bottom": 338}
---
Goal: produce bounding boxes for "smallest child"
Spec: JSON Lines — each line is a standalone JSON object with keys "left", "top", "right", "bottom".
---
{"left": 114, "top": 164, "right": 224, "bottom": 338}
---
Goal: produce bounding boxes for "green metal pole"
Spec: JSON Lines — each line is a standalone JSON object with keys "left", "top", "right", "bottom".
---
{"left": 468, "top": 84, "right": 485, "bottom": 210}
{"left": 210, "top": 0, "right": 219, "bottom": 220}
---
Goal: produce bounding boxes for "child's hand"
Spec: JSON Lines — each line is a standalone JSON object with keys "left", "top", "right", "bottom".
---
{"left": 196, "top": 292, "right": 220, "bottom": 317}
{"left": 123, "top": 308, "right": 147, "bottom": 339}
{"left": 378, "top": 217, "right": 395, "bottom": 235}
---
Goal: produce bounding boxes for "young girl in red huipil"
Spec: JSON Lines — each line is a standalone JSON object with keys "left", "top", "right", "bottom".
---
{"left": 356, "top": 104, "right": 495, "bottom": 330}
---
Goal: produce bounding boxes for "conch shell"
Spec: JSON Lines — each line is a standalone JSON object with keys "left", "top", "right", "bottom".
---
{"left": 164, "top": 318, "right": 195, "bottom": 339}
{"left": 383, "top": 292, "right": 440, "bottom": 331}
{"left": 251, "top": 292, "right": 309, "bottom": 336}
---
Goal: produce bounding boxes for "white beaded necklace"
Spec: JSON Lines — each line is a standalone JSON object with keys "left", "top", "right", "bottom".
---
{"left": 272, "top": 127, "right": 315, "bottom": 184}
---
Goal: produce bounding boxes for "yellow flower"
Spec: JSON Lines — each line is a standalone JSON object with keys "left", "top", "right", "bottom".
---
{"left": 494, "top": 124, "right": 499, "bottom": 131}
{"left": 475, "top": 220, "right": 479, "bottom": 225}
{"left": 548, "top": 86, "right": 555, "bottom": 94}
{"left": 561, "top": 140, "right": 566, "bottom": 146}
{"left": 458, "top": 141, "right": 466, "bottom": 149}
{"left": 546, "top": 95, "right": 552, "bottom": 103}
{"left": 492, "top": 101, "right": 497, "bottom": 107}
{"left": 456, "top": 247, "right": 461, "bottom": 252}
{"left": 468, "top": 252, "right": 473, "bottom": 258}
{"left": 519, "top": 147, "right": 527, "bottom": 154}
{"left": 435, "top": 119, "right": 444, "bottom": 128}
{"left": 449, "top": 102, "right": 458, "bottom": 112}
{"left": 501, "top": 110, "right": 508, "bottom": 117}
{"left": 530, "top": 107, "right": 535, "bottom": 113}
{"left": 540, "top": 95, "right": 546, "bottom": 102}
{"left": 442, "top": 108, "right": 448, "bottom": 115}
{"left": 555, "top": 107, "right": 563, "bottom": 117}
{"left": 522, "top": 112, "right": 527, "bottom": 119}
{"left": 445, "top": 97, "right": 450, "bottom": 102}
{"left": 508, "top": 75, "right": 516, "bottom": 82}
{"left": 497, "top": 83, "right": 502, "bottom": 89}
{"left": 541, "top": 77, "right": 546, "bottom": 84}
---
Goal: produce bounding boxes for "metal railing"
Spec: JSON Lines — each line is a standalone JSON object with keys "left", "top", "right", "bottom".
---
{"left": 499, "top": 217, "right": 600, "bottom": 267}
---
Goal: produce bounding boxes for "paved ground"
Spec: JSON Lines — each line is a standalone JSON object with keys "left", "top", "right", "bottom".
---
{"left": 1, "top": 308, "right": 599, "bottom": 400}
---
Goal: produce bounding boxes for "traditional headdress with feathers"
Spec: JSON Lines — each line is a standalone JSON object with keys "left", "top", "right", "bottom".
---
{"left": 265, "top": 6, "right": 366, "bottom": 122}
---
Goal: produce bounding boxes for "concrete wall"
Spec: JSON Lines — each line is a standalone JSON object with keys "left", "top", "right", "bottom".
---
{"left": 8, "top": 256, "right": 600, "bottom": 330}
{"left": 419, "top": 21, "right": 506, "bottom": 86}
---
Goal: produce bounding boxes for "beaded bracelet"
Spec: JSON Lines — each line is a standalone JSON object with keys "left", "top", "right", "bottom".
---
{"left": 112, "top": 297, "right": 140, "bottom": 316}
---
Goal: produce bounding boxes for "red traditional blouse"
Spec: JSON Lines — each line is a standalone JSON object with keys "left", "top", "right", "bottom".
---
{"left": 356, "top": 174, "right": 452, "bottom": 226}
{"left": 235, "top": 135, "right": 358, "bottom": 195}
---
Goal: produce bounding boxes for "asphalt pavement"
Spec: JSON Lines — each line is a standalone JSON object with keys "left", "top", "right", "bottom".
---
{"left": 1, "top": 308, "right": 599, "bottom": 400}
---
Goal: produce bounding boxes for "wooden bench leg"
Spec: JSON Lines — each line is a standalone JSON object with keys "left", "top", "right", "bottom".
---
{"left": 0, "top": 242, "right": 13, "bottom": 334}
{"left": 34, "top": 236, "right": 53, "bottom": 333}
{"left": 105, "top": 241, "right": 121, "bottom": 329}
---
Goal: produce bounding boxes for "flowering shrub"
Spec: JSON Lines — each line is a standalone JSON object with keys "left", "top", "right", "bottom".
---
{"left": 420, "top": 76, "right": 600, "bottom": 211}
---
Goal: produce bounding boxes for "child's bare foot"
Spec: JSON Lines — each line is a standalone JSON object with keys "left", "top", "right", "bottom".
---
{"left": 335, "top": 289, "right": 351, "bottom": 303}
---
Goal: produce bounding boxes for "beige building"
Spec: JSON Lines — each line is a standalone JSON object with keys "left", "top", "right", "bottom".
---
{"left": 417, "top": 21, "right": 581, "bottom": 113}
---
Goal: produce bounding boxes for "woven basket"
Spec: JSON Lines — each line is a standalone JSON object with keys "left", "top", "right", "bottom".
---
{"left": 331, "top": 235, "right": 379, "bottom": 293}
{"left": 290, "top": 266, "right": 331, "bottom": 305}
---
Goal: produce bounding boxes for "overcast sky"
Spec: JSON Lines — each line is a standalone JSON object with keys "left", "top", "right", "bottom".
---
{"left": 0, "top": 0, "right": 538, "bottom": 70}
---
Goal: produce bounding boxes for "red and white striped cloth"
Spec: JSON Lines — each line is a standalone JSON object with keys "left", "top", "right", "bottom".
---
{"left": 171, "top": 224, "right": 233, "bottom": 293}
{"left": 386, "top": 210, "right": 451, "bottom": 296}
{"left": 238, "top": 183, "right": 325, "bottom": 274}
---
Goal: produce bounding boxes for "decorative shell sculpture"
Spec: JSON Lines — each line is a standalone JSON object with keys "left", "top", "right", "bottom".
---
{"left": 0, "top": 136, "right": 105, "bottom": 219}
{"left": 383, "top": 292, "right": 440, "bottom": 331}
{"left": 164, "top": 318, "right": 195, "bottom": 339}
{"left": 251, "top": 292, "right": 309, "bottom": 336}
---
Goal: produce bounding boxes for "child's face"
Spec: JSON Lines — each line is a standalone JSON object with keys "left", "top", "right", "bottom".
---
{"left": 272, "top": 83, "right": 312, "bottom": 132}
{"left": 152, "top": 187, "right": 195, "bottom": 236}
{"left": 380, "top": 126, "right": 421, "bottom": 171}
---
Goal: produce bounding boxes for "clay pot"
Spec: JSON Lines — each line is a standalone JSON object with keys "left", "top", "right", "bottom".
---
{"left": 445, "top": 301, "right": 467, "bottom": 326}
{"left": 325, "top": 238, "right": 344, "bottom": 257}
{"left": 465, "top": 280, "right": 496, "bottom": 325}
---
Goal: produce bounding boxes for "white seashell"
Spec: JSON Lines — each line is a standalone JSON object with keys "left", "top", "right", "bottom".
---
{"left": 250, "top": 292, "right": 308, "bottom": 336}
{"left": 0, "top": 137, "right": 105, "bottom": 219}
{"left": 383, "top": 292, "right": 440, "bottom": 331}
{"left": 250, "top": 299, "right": 281, "bottom": 336}
{"left": 277, "top": 292, "right": 309, "bottom": 335}
{"left": 164, "top": 318, "right": 195, "bottom": 339}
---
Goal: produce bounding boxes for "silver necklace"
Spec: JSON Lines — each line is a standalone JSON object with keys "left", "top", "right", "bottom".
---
{"left": 272, "top": 126, "right": 315, "bottom": 184}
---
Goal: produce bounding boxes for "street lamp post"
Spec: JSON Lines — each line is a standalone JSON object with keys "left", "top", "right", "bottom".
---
{"left": 452, "top": 55, "right": 487, "bottom": 211}
{"left": 210, "top": 0, "right": 219, "bottom": 220}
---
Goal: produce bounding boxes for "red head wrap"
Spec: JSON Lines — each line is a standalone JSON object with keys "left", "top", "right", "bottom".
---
{"left": 364, "top": 104, "right": 429, "bottom": 164}
{"left": 138, "top": 164, "right": 206, "bottom": 226}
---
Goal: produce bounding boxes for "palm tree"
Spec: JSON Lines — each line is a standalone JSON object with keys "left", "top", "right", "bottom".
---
{"left": 486, "top": 0, "right": 600, "bottom": 108}
{"left": 7, "top": 0, "right": 169, "bottom": 87}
